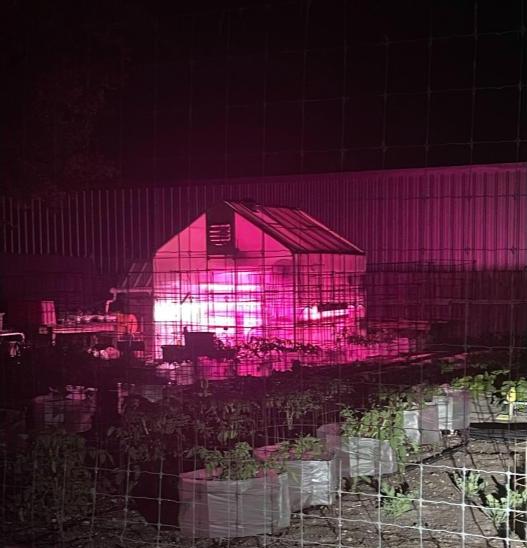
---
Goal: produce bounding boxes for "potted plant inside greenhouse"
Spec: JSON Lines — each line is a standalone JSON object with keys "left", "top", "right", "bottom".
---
{"left": 450, "top": 369, "right": 509, "bottom": 423}
{"left": 316, "top": 405, "right": 406, "bottom": 478}
{"left": 254, "top": 435, "right": 338, "bottom": 512}
{"left": 178, "top": 442, "right": 290, "bottom": 538}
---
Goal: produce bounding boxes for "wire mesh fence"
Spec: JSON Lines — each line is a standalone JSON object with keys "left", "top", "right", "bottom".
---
{"left": 1, "top": 1, "right": 526, "bottom": 543}
{"left": 3, "top": 345, "right": 527, "bottom": 547}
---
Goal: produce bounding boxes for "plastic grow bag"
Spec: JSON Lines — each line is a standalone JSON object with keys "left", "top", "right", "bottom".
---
{"left": 254, "top": 445, "right": 338, "bottom": 512}
{"left": 178, "top": 469, "right": 290, "bottom": 538}
{"left": 403, "top": 404, "right": 441, "bottom": 446}
{"left": 432, "top": 388, "right": 471, "bottom": 431}
{"left": 316, "top": 423, "right": 397, "bottom": 477}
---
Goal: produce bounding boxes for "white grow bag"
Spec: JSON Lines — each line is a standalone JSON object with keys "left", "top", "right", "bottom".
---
{"left": 178, "top": 469, "right": 290, "bottom": 538}
{"left": 254, "top": 445, "right": 338, "bottom": 512}
{"left": 316, "top": 423, "right": 397, "bottom": 477}
{"left": 403, "top": 404, "right": 441, "bottom": 446}
{"left": 432, "top": 388, "right": 471, "bottom": 431}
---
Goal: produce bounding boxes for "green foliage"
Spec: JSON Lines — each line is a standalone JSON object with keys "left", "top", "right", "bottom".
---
{"left": 110, "top": 397, "right": 192, "bottom": 462}
{"left": 452, "top": 470, "right": 487, "bottom": 498}
{"left": 380, "top": 482, "right": 416, "bottom": 517}
{"left": 5, "top": 429, "right": 111, "bottom": 534}
{"left": 340, "top": 405, "right": 410, "bottom": 466}
{"left": 500, "top": 378, "right": 527, "bottom": 403}
{"left": 451, "top": 370, "right": 509, "bottom": 399}
{"left": 266, "top": 390, "right": 322, "bottom": 430}
{"left": 111, "top": 392, "right": 262, "bottom": 464}
{"left": 278, "top": 435, "right": 327, "bottom": 461}
{"left": 188, "top": 442, "right": 284, "bottom": 481}
{"left": 415, "top": 384, "right": 448, "bottom": 401}
{"left": 194, "top": 397, "right": 260, "bottom": 445}
{"left": 379, "top": 385, "right": 439, "bottom": 409}
{"left": 483, "top": 488, "right": 527, "bottom": 527}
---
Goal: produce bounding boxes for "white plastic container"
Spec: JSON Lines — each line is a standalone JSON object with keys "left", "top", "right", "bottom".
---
{"left": 317, "top": 423, "right": 397, "bottom": 477}
{"left": 432, "top": 388, "right": 471, "bottom": 431}
{"left": 178, "top": 469, "right": 290, "bottom": 538}
{"left": 254, "top": 444, "right": 338, "bottom": 511}
{"left": 403, "top": 404, "right": 441, "bottom": 446}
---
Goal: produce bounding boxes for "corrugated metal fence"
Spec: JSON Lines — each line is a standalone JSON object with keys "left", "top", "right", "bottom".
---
{"left": 1, "top": 163, "right": 525, "bottom": 274}
{"left": 1, "top": 162, "right": 526, "bottom": 341}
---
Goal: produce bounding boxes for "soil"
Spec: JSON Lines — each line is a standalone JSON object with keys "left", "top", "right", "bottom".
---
{"left": 4, "top": 349, "right": 527, "bottom": 547}
{"left": 10, "top": 438, "right": 525, "bottom": 548}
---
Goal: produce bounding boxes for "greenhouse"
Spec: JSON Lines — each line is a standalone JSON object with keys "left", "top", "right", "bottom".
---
{"left": 153, "top": 200, "right": 370, "bottom": 372}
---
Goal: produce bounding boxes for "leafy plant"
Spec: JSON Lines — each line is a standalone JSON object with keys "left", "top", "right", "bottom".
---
{"left": 277, "top": 435, "right": 328, "bottom": 461}
{"left": 380, "top": 482, "right": 416, "bottom": 517}
{"left": 188, "top": 442, "right": 284, "bottom": 481}
{"left": 266, "top": 390, "right": 321, "bottom": 430}
{"left": 5, "top": 429, "right": 112, "bottom": 539}
{"left": 452, "top": 470, "right": 487, "bottom": 499}
{"left": 378, "top": 385, "right": 443, "bottom": 409}
{"left": 195, "top": 397, "right": 260, "bottom": 445}
{"left": 110, "top": 397, "right": 192, "bottom": 462}
{"left": 413, "top": 384, "right": 448, "bottom": 401}
{"left": 484, "top": 488, "right": 527, "bottom": 528}
{"left": 500, "top": 378, "right": 527, "bottom": 404}
{"left": 340, "top": 405, "right": 411, "bottom": 466}
{"left": 451, "top": 370, "right": 509, "bottom": 399}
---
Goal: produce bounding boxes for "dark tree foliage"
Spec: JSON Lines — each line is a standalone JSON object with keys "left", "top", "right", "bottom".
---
{"left": 1, "top": 1, "right": 140, "bottom": 199}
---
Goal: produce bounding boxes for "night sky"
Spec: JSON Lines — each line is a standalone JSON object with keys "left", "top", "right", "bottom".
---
{"left": 2, "top": 0, "right": 526, "bottom": 195}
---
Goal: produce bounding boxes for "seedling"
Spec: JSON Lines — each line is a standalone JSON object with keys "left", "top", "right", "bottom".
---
{"left": 483, "top": 488, "right": 527, "bottom": 528}
{"left": 380, "top": 482, "right": 416, "bottom": 517}
{"left": 452, "top": 470, "right": 487, "bottom": 499}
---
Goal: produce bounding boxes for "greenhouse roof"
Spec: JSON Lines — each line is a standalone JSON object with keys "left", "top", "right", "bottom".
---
{"left": 116, "top": 261, "right": 152, "bottom": 291}
{"left": 226, "top": 201, "right": 364, "bottom": 254}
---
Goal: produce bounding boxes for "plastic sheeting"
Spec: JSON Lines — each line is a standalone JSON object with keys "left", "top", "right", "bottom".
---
{"left": 403, "top": 404, "right": 441, "bottom": 446}
{"left": 316, "top": 423, "right": 397, "bottom": 477}
{"left": 178, "top": 469, "right": 290, "bottom": 538}
{"left": 254, "top": 445, "right": 338, "bottom": 512}
{"left": 432, "top": 388, "right": 471, "bottom": 431}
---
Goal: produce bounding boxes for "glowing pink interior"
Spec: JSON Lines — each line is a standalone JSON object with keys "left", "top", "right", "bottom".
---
{"left": 153, "top": 211, "right": 366, "bottom": 361}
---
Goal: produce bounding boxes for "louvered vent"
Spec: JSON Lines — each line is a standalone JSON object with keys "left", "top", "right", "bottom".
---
{"left": 208, "top": 223, "right": 232, "bottom": 247}
{"left": 206, "top": 202, "right": 236, "bottom": 255}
